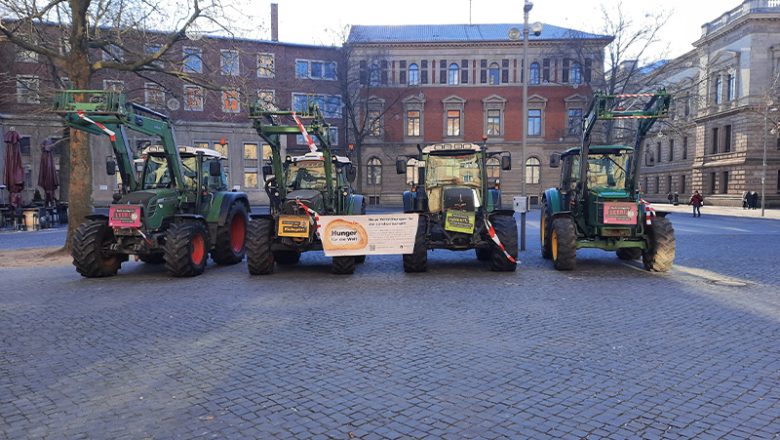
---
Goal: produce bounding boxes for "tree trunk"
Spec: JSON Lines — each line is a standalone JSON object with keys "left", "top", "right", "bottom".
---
{"left": 64, "top": 128, "right": 92, "bottom": 251}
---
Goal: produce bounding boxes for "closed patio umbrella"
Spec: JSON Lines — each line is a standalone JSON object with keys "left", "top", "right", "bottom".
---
{"left": 3, "top": 130, "right": 24, "bottom": 209}
{"left": 37, "top": 138, "right": 59, "bottom": 206}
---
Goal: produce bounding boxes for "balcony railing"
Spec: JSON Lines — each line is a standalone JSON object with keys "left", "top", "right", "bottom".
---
{"left": 701, "top": 0, "right": 780, "bottom": 37}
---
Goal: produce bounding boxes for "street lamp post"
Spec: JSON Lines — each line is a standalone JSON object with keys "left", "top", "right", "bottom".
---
{"left": 761, "top": 105, "right": 778, "bottom": 216}
{"left": 521, "top": 0, "right": 532, "bottom": 198}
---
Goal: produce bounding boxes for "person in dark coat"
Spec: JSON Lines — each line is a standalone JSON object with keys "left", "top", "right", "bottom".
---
{"left": 750, "top": 191, "right": 759, "bottom": 209}
{"left": 742, "top": 191, "right": 749, "bottom": 209}
{"left": 689, "top": 190, "right": 704, "bottom": 217}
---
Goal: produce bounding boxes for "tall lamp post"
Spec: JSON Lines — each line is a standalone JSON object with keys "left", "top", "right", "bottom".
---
{"left": 761, "top": 102, "right": 778, "bottom": 217}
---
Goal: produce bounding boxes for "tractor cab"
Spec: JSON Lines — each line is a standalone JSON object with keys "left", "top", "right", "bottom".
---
{"left": 422, "top": 143, "right": 484, "bottom": 213}
{"left": 139, "top": 145, "right": 227, "bottom": 193}
{"left": 559, "top": 145, "right": 634, "bottom": 198}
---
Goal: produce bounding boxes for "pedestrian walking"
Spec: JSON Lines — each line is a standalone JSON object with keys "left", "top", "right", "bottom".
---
{"left": 742, "top": 191, "right": 749, "bottom": 209}
{"left": 667, "top": 191, "right": 673, "bottom": 204}
{"left": 749, "top": 191, "right": 759, "bottom": 209}
{"left": 689, "top": 190, "right": 704, "bottom": 217}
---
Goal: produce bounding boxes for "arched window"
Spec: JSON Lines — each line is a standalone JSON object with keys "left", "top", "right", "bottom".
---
{"left": 405, "top": 158, "right": 419, "bottom": 185}
{"left": 367, "top": 157, "right": 382, "bottom": 185}
{"left": 408, "top": 63, "right": 419, "bottom": 85}
{"left": 571, "top": 62, "right": 582, "bottom": 85}
{"left": 486, "top": 157, "right": 500, "bottom": 180}
{"left": 448, "top": 63, "right": 459, "bottom": 85}
{"left": 525, "top": 157, "right": 541, "bottom": 184}
{"left": 530, "top": 62, "right": 540, "bottom": 85}
{"left": 489, "top": 62, "right": 500, "bottom": 85}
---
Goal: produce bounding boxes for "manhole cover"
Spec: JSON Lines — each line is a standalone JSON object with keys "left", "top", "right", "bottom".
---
{"left": 711, "top": 279, "right": 748, "bottom": 287}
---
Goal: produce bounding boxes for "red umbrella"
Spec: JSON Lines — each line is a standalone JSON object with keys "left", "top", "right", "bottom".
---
{"left": 3, "top": 130, "right": 24, "bottom": 209}
{"left": 38, "top": 138, "right": 59, "bottom": 206}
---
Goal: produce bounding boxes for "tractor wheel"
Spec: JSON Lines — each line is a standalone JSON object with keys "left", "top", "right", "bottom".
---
{"left": 355, "top": 255, "right": 367, "bottom": 264}
{"left": 551, "top": 216, "right": 577, "bottom": 271}
{"left": 642, "top": 216, "right": 675, "bottom": 272}
{"left": 488, "top": 215, "right": 518, "bottom": 272}
{"left": 72, "top": 219, "right": 122, "bottom": 278}
{"left": 616, "top": 248, "right": 642, "bottom": 261}
{"left": 332, "top": 256, "right": 356, "bottom": 275}
{"left": 164, "top": 221, "right": 208, "bottom": 277}
{"left": 139, "top": 253, "right": 165, "bottom": 264}
{"left": 540, "top": 200, "right": 553, "bottom": 259}
{"left": 212, "top": 203, "right": 248, "bottom": 265}
{"left": 246, "top": 218, "right": 275, "bottom": 275}
{"left": 475, "top": 248, "right": 491, "bottom": 261}
{"left": 403, "top": 215, "right": 428, "bottom": 273}
{"left": 274, "top": 250, "right": 301, "bottom": 265}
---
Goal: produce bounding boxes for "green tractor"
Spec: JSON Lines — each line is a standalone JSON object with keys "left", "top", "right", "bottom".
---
{"left": 53, "top": 90, "right": 250, "bottom": 278}
{"left": 395, "top": 142, "right": 517, "bottom": 272}
{"left": 246, "top": 104, "right": 365, "bottom": 275}
{"left": 540, "top": 90, "right": 675, "bottom": 271}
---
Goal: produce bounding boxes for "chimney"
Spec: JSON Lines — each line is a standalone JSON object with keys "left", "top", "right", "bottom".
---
{"left": 271, "top": 3, "right": 279, "bottom": 42}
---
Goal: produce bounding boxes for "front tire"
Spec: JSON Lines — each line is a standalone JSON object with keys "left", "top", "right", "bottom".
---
{"left": 540, "top": 200, "right": 553, "bottom": 260}
{"left": 403, "top": 215, "right": 428, "bottom": 273}
{"left": 475, "top": 248, "right": 491, "bottom": 261}
{"left": 164, "top": 221, "right": 208, "bottom": 277}
{"left": 246, "top": 218, "right": 275, "bottom": 275}
{"left": 332, "top": 256, "right": 356, "bottom": 275}
{"left": 642, "top": 216, "right": 675, "bottom": 272}
{"left": 488, "top": 215, "right": 518, "bottom": 272}
{"left": 551, "top": 216, "right": 577, "bottom": 271}
{"left": 212, "top": 203, "right": 248, "bottom": 265}
{"left": 72, "top": 219, "right": 122, "bottom": 278}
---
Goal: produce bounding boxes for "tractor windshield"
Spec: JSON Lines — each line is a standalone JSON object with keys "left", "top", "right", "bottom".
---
{"left": 586, "top": 153, "right": 630, "bottom": 190}
{"left": 286, "top": 160, "right": 330, "bottom": 191}
{"left": 426, "top": 153, "right": 482, "bottom": 188}
{"left": 142, "top": 155, "right": 172, "bottom": 189}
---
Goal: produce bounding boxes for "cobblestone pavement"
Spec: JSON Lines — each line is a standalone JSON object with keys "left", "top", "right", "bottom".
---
{"left": 1, "top": 213, "right": 779, "bottom": 439}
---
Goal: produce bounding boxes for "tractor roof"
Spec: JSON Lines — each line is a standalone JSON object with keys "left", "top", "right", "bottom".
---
{"left": 422, "top": 143, "right": 482, "bottom": 154}
{"left": 142, "top": 145, "right": 224, "bottom": 159}
{"left": 561, "top": 144, "right": 634, "bottom": 157}
{"left": 291, "top": 151, "right": 352, "bottom": 165}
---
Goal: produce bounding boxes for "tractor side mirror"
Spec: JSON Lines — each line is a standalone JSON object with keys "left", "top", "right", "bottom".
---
{"left": 501, "top": 155, "right": 511, "bottom": 171}
{"left": 209, "top": 160, "right": 221, "bottom": 177}
{"left": 106, "top": 158, "right": 117, "bottom": 175}
{"left": 549, "top": 153, "right": 561, "bottom": 168}
{"left": 396, "top": 158, "right": 406, "bottom": 174}
{"left": 262, "top": 164, "right": 273, "bottom": 177}
{"left": 346, "top": 165, "right": 357, "bottom": 183}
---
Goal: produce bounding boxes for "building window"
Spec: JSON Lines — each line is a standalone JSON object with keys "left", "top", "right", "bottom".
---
{"left": 570, "top": 62, "right": 582, "bottom": 84}
{"left": 501, "top": 59, "right": 510, "bottom": 83}
{"left": 446, "top": 110, "right": 461, "bottom": 137}
{"left": 527, "top": 109, "right": 542, "bottom": 136}
{"left": 103, "top": 80, "right": 124, "bottom": 92}
{"left": 486, "top": 109, "right": 501, "bottom": 136}
{"left": 680, "top": 174, "right": 686, "bottom": 194}
{"left": 408, "top": 63, "right": 419, "bottom": 85}
{"left": 222, "top": 89, "right": 240, "bottom": 113}
{"left": 367, "top": 157, "right": 382, "bottom": 185}
{"left": 256, "top": 89, "right": 275, "bottom": 109}
{"left": 407, "top": 110, "right": 421, "bottom": 137}
{"left": 184, "top": 85, "right": 204, "bottom": 111}
{"left": 244, "top": 143, "right": 258, "bottom": 160}
{"left": 257, "top": 53, "right": 274, "bottom": 78}
{"left": 367, "top": 110, "right": 382, "bottom": 137}
{"left": 722, "top": 171, "right": 729, "bottom": 194}
{"left": 448, "top": 63, "right": 459, "bottom": 85}
{"left": 667, "top": 175, "right": 672, "bottom": 194}
{"left": 486, "top": 157, "right": 500, "bottom": 180}
{"left": 711, "top": 127, "right": 719, "bottom": 154}
{"left": 439, "top": 60, "right": 447, "bottom": 84}
{"left": 214, "top": 141, "right": 229, "bottom": 158}
{"left": 683, "top": 136, "right": 688, "bottom": 159}
{"left": 16, "top": 75, "right": 40, "bottom": 104}
{"left": 297, "top": 60, "right": 338, "bottom": 80}
{"left": 530, "top": 62, "right": 540, "bottom": 85}
{"left": 144, "top": 83, "right": 165, "bottom": 109}
{"left": 145, "top": 44, "right": 163, "bottom": 68}
{"left": 714, "top": 75, "right": 723, "bottom": 105}
{"left": 16, "top": 47, "right": 38, "bottom": 63}
{"left": 406, "top": 158, "right": 419, "bottom": 185}
{"left": 724, "top": 125, "right": 732, "bottom": 152}
{"left": 328, "top": 127, "right": 339, "bottom": 144}
{"left": 669, "top": 138, "right": 675, "bottom": 161}
{"left": 183, "top": 47, "right": 202, "bottom": 73}
{"left": 727, "top": 73, "right": 736, "bottom": 101}
{"left": 655, "top": 176, "right": 660, "bottom": 194}
{"left": 488, "top": 62, "right": 500, "bottom": 85}
{"left": 710, "top": 172, "right": 717, "bottom": 194}
{"left": 244, "top": 170, "right": 259, "bottom": 189}
{"left": 525, "top": 157, "right": 541, "bottom": 184}
{"left": 656, "top": 142, "right": 662, "bottom": 163}
{"left": 542, "top": 58, "right": 551, "bottom": 82}
{"left": 567, "top": 108, "right": 582, "bottom": 136}
{"left": 421, "top": 60, "right": 429, "bottom": 84}
{"left": 399, "top": 61, "right": 407, "bottom": 84}
{"left": 461, "top": 59, "right": 469, "bottom": 84}
{"left": 369, "top": 61, "right": 381, "bottom": 86}
{"left": 292, "top": 93, "right": 342, "bottom": 118}
{"left": 220, "top": 50, "right": 240, "bottom": 76}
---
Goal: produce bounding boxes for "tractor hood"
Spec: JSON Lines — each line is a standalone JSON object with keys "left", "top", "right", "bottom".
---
{"left": 284, "top": 190, "right": 324, "bottom": 214}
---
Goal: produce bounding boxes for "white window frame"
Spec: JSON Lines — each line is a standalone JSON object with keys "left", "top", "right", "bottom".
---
{"left": 220, "top": 49, "right": 240, "bottom": 76}
{"left": 144, "top": 83, "right": 165, "bottom": 109}
{"left": 222, "top": 89, "right": 241, "bottom": 113}
{"left": 182, "top": 47, "right": 203, "bottom": 73}
{"left": 256, "top": 89, "right": 276, "bottom": 110}
{"left": 16, "top": 75, "right": 40, "bottom": 104}
{"left": 183, "top": 85, "right": 204, "bottom": 112}
{"left": 257, "top": 53, "right": 275, "bottom": 78}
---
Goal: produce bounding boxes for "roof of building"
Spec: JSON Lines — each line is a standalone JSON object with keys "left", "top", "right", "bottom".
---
{"left": 348, "top": 23, "right": 612, "bottom": 44}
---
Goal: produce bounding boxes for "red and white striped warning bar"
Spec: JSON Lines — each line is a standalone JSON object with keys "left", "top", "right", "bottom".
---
{"left": 76, "top": 110, "right": 116, "bottom": 142}
{"left": 484, "top": 218, "right": 516, "bottom": 263}
{"left": 640, "top": 198, "right": 656, "bottom": 225}
{"left": 292, "top": 112, "right": 317, "bottom": 152}
{"left": 295, "top": 199, "right": 321, "bottom": 238}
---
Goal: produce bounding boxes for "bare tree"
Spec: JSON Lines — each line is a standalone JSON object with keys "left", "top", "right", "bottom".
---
{"left": 0, "top": 0, "right": 235, "bottom": 250}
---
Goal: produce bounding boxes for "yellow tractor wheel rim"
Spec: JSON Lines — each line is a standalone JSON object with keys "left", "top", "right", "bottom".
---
{"left": 540, "top": 214, "right": 546, "bottom": 245}
{"left": 552, "top": 228, "right": 558, "bottom": 261}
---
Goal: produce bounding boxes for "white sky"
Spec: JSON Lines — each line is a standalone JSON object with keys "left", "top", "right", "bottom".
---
{"left": 228, "top": 0, "right": 741, "bottom": 60}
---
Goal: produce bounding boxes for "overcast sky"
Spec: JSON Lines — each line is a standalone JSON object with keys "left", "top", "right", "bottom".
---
{"left": 226, "top": 0, "right": 741, "bottom": 60}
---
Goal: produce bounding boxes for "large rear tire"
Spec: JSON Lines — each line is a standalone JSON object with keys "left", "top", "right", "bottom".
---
{"left": 246, "top": 218, "right": 275, "bottom": 275}
{"left": 475, "top": 248, "right": 491, "bottom": 261}
{"left": 488, "top": 215, "right": 518, "bottom": 272}
{"left": 331, "top": 256, "right": 356, "bottom": 275}
{"left": 72, "top": 219, "right": 122, "bottom": 278}
{"left": 642, "top": 216, "right": 675, "bottom": 272}
{"left": 403, "top": 215, "right": 428, "bottom": 273}
{"left": 164, "top": 221, "right": 208, "bottom": 277}
{"left": 616, "top": 248, "right": 642, "bottom": 261}
{"left": 274, "top": 250, "right": 301, "bottom": 265}
{"left": 551, "top": 216, "right": 577, "bottom": 271}
{"left": 540, "top": 199, "right": 553, "bottom": 260}
{"left": 212, "top": 203, "right": 248, "bottom": 265}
